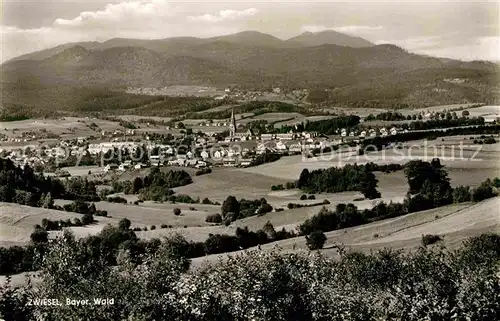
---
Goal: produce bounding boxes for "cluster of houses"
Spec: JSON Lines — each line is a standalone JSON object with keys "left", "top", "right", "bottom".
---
{"left": 340, "top": 127, "right": 403, "bottom": 138}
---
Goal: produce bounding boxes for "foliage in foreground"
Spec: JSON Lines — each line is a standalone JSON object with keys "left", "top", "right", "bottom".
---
{"left": 1, "top": 232, "right": 499, "bottom": 321}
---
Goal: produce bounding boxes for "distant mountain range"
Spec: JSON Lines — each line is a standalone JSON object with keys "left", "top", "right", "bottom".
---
{"left": 6, "top": 30, "right": 374, "bottom": 63}
{"left": 1, "top": 30, "right": 499, "bottom": 112}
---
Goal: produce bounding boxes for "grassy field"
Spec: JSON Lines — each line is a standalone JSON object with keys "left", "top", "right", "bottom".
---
{"left": 0, "top": 117, "right": 120, "bottom": 139}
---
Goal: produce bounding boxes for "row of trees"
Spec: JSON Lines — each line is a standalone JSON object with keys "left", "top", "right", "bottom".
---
{"left": 365, "top": 111, "right": 406, "bottom": 121}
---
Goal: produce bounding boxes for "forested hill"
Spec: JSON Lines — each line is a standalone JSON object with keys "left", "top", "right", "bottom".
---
{"left": 1, "top": 31, "right": 499, "bottom": 113}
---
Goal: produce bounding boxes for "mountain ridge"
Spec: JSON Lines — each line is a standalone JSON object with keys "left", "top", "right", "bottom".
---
{"left": 286, "top": 30, "right": 374, "bottom": 48}
{"left": 5, "top": 30, "right": 374, "bottom": 63}
{"left": 1, "top": 30, "right": 499, "bottom": 112}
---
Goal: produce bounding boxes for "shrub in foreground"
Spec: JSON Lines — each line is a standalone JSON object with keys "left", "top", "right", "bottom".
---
{"left": 1, "top": 233, "right": 499, "bottom": 321}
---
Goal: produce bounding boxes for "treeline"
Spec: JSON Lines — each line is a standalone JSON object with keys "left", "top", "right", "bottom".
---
{"left": 402, "top": 116, "right": 485, "bottom": 131}
{"left": 295, "top": 164, "right": 381, "bottom": 199}
{"left": 249, "top": 152, "right": 282, "bottom": 167}
{"left": 365, "top": 111, "right": 406, "bottom": 121}
{"left": 299, "top": 159, "right": 499, "bottom": 234}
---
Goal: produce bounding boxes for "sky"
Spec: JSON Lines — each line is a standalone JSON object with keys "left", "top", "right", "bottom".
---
{"left": 1, "top": 0, "right": 499, "bottom": 62}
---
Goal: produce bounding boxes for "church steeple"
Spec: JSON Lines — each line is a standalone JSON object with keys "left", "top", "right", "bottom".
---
{"left": 229, "top": 107, "right": 236, "bottom": 139}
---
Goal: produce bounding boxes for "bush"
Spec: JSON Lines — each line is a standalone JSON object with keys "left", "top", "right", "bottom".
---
{"left": 421, "top": 234, "right": 442, "bottom": 246}
{"left": 106, "top": 196, "right": 127, "bottom": 204}
{"left": 150, "top": 225, "right": 156, "bottom": 230}
{"left": 472, "top": 180, "right": 497, "bottom": 202}
{"left": 271, "top": 184, "right": 285, "bottom": 191}
{"left": 205, "top": 214, "right": 222, "bottom": 223}
{"left": 195, "top": 168, "right": 212, "bottom": 176}
{"left": 307, "top": 195, "right": 316, "bottom": 200}
{"left": 300, "top": 194, "right": 308, "bottom": 200}
{"left": 160, "top": 224, "right": 168, "bottom": 229}
{"left": 306, "top": 231, "right": 327, "bottom": 250}
{"left": 484, "top": 137, "right": 496, "bottom": 144}
{"left": 453, "top": 185, "right": 472, "bottom": 203}
{"left": 95, "top": 210, "right": 108, "bottom": 217}
{"left": 173, "top": 208, "right": 181, "bottom": 216}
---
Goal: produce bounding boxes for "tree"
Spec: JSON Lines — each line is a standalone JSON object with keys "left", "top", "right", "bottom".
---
{"left": 462, "top": 110, "right": 470, "bottom": 117}
{"left": 221, "top": 196, "right": 240, "bottom": 218}
{"left": 306, "top": 231, "right": 327, "bottom": 250}
{"left": 81, "top": 214, "right": 94, "bottom": 225}
{"left": 118, "top": 218, "right": 131, "bottom": 230}
{"left": 257, "top": 203, "right": 273, "bottom": 215}
{"left": 132, "top": 177, "right": 144, "bottom": 194}
{"left": 30, "top": 228, "right": 48, "bottom": 243}
{"left": 173, "top": 208, "right": 181, "bottom": 216}
{"left": 40, "top": 192, "right": 54, "bottom": 209}
{"left": 297, "top": 169, "right": 310, "bottom": 188}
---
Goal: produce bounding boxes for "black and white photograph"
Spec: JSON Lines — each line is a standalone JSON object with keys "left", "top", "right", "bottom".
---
{"left": 0, "top": 1, "right": 499, "bottom": 320}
